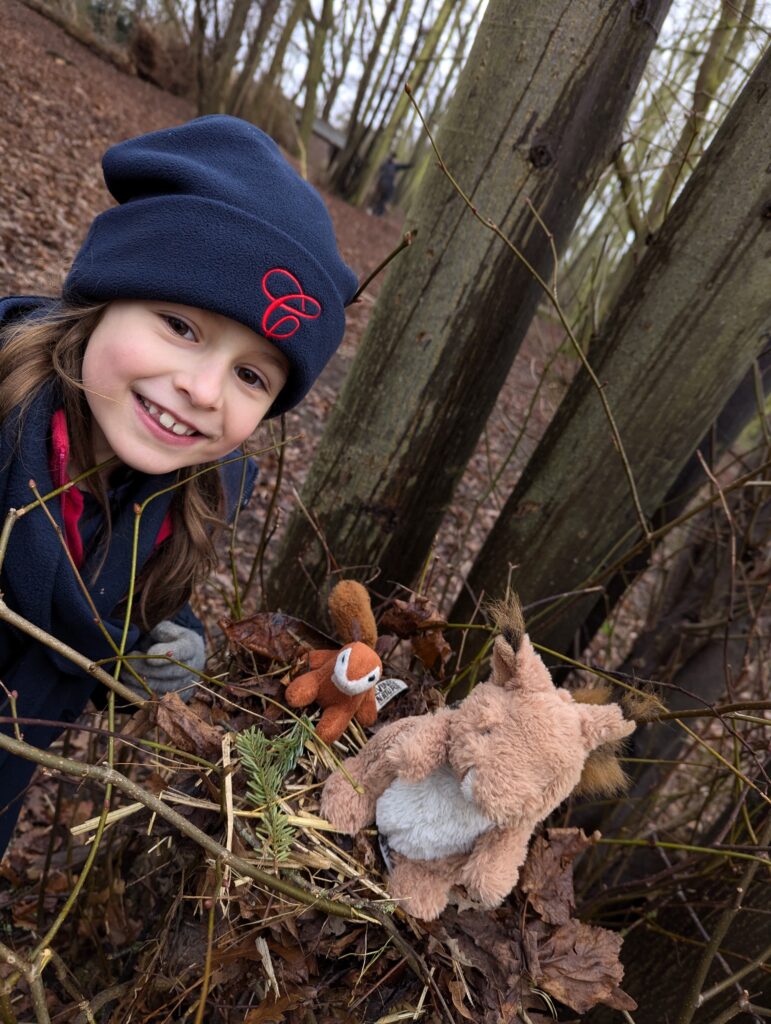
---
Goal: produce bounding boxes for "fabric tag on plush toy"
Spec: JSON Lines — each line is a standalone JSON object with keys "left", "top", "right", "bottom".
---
{"left": 374, "top": 677, "right": 408, "bottom": 710}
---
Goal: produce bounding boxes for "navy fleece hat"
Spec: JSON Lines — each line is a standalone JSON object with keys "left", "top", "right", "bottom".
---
{"left": 63, "top": 115, "right": 359, "bottom": 415}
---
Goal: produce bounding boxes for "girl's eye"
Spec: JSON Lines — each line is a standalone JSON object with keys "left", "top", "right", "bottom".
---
{"left": 164, "top": 315, "right": 195, "bottom": 340}
{"left": 236, "top": 366, "right": 267, "bottom": 390}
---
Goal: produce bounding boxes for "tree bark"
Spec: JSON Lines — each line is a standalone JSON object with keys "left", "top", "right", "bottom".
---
{"left": 569, "top": 346, "right": 771, "bottom": 662}
{"left": 396, "top": 0, "right": 483, "bottom": 211}
{"left": 349, "top": 0, "right": 457, "bottom": 207}
{"left": 228, "top": 0, "right": 283, "bottom": 118}
{"left": 588, "top": 820, "right": 771, "bottom": 1023}
{"left": 267, "top": 0, "right": 672, "bottom": 619}
{"left": 297, "top": 0, "right": 334, "bottom": 162}
{"left": 451, "top": 47, "right": 771, "bottom": 653}
{"left": 592, "top": 0, "right": 762, "bottom": 339}
{"left": 197, "top": 0, "right": 255, "bottom": 114}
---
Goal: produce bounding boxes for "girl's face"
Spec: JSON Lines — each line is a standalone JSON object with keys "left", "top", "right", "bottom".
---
{"left": 81, "top": 300, "right": 289, "bottom": 475}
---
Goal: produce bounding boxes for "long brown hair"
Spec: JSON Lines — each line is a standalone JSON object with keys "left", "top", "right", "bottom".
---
{"left": 0, "top": 301, "right": 225, "bottom": 628}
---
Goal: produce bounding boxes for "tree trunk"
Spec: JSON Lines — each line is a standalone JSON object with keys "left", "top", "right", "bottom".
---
{"left": 587, "top": 818, "right": 771, "bottom": 1023}
{"left": 569, "top": 346, "right": 771, "bottom": 662}
{"left": 228, "top": 0, "right": 283, "bottom": 118}
{"left": 260, "top": 0, "right": 307, "bottom": 138}
{"left": 451, "top": 47, "right": 771, "bottom": 654}
{"left": 396, "top": 0, "right": 483, "bottom": 210}
{"left": 320, "top": 0, "right": 364, "bottom": 122}
{"left": 349, "top": 0, "right": 457, "bottom": 207}
{"left": 326, "top": 0, "right": 401, "bottom": 192}
{"left": 591, "top": 0, "right": 761, "bottom": 340}
{"left": 197, "top": 0, "right": 255, "bottom": 114}
{"left": 393, "top": 0, "right": 465, "bottom": 171}
{"left": 267, "top": 0, "right": 672, "bottom": 619}
{"left": 297, "top": 0, "right": 334, "bottom": 163}
{"left": 336, "top": 0, "right": 434, "bottom": 199}
{"left": 570, "top": 437, "right": 770, "bottom": 844}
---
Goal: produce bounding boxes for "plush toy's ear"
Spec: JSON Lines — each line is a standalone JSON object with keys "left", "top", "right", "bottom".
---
{"left": 494, "top": 633, "right": 556, "bottom": 693}
{"left": 328, "top": 580, "right": 378, "bottom": 648}
{"left": 489, "top": 593, "right": 525, "bottom": 688}
{"left": 577, "top": 704, "right": 636, "bottom": 752}
{"left": 488, "top": 593, "right": 555, "bottom": 693}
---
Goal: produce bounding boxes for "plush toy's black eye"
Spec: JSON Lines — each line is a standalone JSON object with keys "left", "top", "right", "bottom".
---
{"left": 368, "top": 674, "right": 376, "bottom": 682}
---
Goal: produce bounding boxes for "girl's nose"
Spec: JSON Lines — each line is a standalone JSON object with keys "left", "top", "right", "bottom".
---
{"left": 173, "top": 362, "right": 226, "bottom": 410}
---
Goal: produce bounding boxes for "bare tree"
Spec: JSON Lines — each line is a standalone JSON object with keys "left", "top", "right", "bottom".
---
{"left": 267, "top": 0, "right": 672, "bottom": 619}
{"left": 297, "top": 0, "right": 334, "bottom": 168}
{"left": 451, "top": 46, "right": 771, "bottom": 655}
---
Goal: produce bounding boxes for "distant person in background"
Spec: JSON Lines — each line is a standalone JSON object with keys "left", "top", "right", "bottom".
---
{"left": 371, "top": 153, "right": 412, "bottom": 216}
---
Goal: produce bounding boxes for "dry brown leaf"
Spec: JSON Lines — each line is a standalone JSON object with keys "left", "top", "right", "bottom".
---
{"left": 381, "top": 596, "right": 451, "bottom": 674}
{"left": 448, "top": 978, "right": 475, "bottom": 1019}
{"left": 220, "top": 612, "right": 334, "bottom": 665}
{"left": 243, "top": 994, "right": 298, "bottom": 1023}
{"left": 380, "top": 596, "right": 448, "bottom": 637}
{"left": 520, "top": 828, "right": 596, "bottom": 925}
{"left": 434, "top": 908, "right": 523, "bottom": 990}
{"left": 526, "top": 918, "right": 637, "bottom": 1013}
{"left": 412, "top": 630, "right": 452, "bottom": 674}
{"left": 154, "top": 691, "right": 223, "bottom": 757}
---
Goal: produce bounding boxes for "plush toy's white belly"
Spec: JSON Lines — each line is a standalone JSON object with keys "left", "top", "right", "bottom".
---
{"left": 375, "top": 765, "right": 495, "bottom": 860}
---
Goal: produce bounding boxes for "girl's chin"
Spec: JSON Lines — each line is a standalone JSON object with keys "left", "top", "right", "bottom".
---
{"left": 118, "top": 449, "right": 203, "bottom": 474}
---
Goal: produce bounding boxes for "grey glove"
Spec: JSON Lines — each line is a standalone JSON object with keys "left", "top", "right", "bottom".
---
{"left": 122, "top": 620, "right": 206, "bottom": 699}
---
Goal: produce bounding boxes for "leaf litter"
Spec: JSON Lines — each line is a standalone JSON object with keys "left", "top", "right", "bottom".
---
{"left": 2, "top": 598, "right": 635, "bottom": 1022}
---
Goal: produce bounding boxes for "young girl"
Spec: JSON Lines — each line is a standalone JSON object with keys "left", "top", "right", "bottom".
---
{"left": 0, "top": 115, "right": 358, "bottom": 858}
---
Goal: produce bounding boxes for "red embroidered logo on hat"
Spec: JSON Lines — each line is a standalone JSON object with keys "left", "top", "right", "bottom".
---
{"left": 261, "top": 269, "right": 322, "bottom": 340}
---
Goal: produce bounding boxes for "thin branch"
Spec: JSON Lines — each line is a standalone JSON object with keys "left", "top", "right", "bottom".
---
{"left": 350, "top": 230, "right": 417, "bottom": 304}
{"left": 0, "top": 729, "right": 378, "bottom": 924}
{"left": 674, "top": 815, "right": 771, "bottom": 1024}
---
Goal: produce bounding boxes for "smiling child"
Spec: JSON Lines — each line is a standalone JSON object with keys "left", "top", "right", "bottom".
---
{"left": 0, "top": 115, "right": 357, "bottom": 858}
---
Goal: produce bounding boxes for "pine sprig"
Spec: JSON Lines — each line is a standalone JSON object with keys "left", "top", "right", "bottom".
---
{"left": 235, "top": 719, "right": 310, "bottom": 862}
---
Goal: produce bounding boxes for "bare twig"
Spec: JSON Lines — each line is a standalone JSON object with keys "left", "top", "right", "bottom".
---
{"left": 0, "top": 729, "right": 378, "bottom": 924}
{"left": 674, "top": 815, "right": 771, "bottom": 1024}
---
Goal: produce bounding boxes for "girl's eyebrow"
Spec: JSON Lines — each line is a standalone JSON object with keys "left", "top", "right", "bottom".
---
{"left": 258, "top": 348, "right": 290, "bottom": 373}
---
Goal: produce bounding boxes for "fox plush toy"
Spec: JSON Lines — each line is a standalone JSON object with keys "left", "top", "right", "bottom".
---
{"left": 285, "top": 581, "right": 383, "bottom": 744}
{"left": 320, "top": 597, "right": 635, "bottom": 920}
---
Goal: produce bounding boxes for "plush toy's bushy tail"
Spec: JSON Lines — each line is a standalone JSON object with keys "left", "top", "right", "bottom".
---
{"left": 328, "top": 580, "right": 378, "bottom": 649}
{"left": 571, "top": 684, "right": 627, "bottom": 795}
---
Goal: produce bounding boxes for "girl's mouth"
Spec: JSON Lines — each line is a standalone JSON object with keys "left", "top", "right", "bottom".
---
{"left": 134, "top": 393, "right": 202, "bottom": 443}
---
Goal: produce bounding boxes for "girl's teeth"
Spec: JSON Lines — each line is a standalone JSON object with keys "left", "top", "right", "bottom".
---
{"left": 140, "top": 397, "right": 195, "bottom": 436}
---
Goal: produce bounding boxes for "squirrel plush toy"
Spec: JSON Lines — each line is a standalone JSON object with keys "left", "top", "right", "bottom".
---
{"left": 285, "top": 581, "right": 383, "bottom": 744}
{"left": 320, "top": 597, "right": 635, "bottom": 920}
